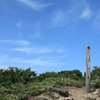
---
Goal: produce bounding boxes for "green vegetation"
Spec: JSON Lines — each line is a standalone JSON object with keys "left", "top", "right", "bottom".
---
{"left": 0, "top": 66, "right": 100, "bottom": 99}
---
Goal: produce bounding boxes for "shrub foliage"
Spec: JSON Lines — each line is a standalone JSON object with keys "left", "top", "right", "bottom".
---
{"left": 0, "top": 66, "right": 100, "bottom": 99}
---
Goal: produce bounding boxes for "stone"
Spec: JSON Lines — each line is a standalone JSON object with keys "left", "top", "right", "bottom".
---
{"left": 53, "top": 88, "right": 69, "bottom": 97}
{"left": 53, "top": 92, "right": 60, "bottom": 98}
{"left": 58, "top": 97, "right": 74, "bottom": 100}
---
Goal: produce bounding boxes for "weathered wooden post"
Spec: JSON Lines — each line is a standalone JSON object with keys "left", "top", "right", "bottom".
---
{"left": 86, "top": 46, "right": 90, "bottom": 93}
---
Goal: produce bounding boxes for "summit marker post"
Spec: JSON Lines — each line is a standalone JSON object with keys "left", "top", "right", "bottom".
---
{"left": 86, "top": 46, "right": 90, "bottom": 93}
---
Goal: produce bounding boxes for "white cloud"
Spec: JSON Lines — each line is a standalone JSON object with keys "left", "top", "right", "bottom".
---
{"left": 0, "top": 40, "right": 30, "bottom": 46}
{"left": 22, "top": 58, "right": 61, "bottom": 66}
{"left": 19, "top": 33, "right": 23, "bottom": 37}
{"left": 13, "top": 47, "right": 53, "bottom": 54}
{"left": 51, "top": 0, "right": 93, "bottom": 27}
{"left": 93, "top": 11, "right": 100, "bottom": 29}
{"left": 0, "top": 1, "right": 8, "bottom": 10}
{"left": 52, "top": 10, "right": 66, "bottom": 27}
{"left": 79, "top": 8, "right": 93, "bottom": 20}
{"left": 17, "top": 22, "right": 22, "bottom": 28}
{"left": 0, "top": 65, "right": 9, "bottom": 70}
{"left": 59, "top": 55, "right": 67, "bottom": 59}
{"left": 57, "top": 47, "right": 65, "bottom": 53}
{"left": 33, "top": 31, "right": 41, "bottom": 38}
{"left": 29, "top": 22, "right": 41, "bottom": 38}
{"left": 0, "top": 54, "right": 9, "bottom": 59}
{"left": 18, "top": 0, "right": 52, "bottom": 11}
{"left": 0, "top": 56, "right": 63, "bottom": 67}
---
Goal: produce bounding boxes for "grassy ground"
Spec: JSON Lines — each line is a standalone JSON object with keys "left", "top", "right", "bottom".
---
{"left": 0, "top": 77, "right": 85, "bottom": 100}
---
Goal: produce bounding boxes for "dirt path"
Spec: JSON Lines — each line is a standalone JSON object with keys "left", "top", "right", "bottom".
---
{"left": 27, "top": 86, "right": 100, "bottom": 100}
{"left": 67, "top": 86, "right": 100, "bottom": 100}
{"left": 67, "top": 86, "right": 87, "bottom": 100}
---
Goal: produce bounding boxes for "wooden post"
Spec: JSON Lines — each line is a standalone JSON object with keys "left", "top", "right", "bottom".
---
{"left": 86, "top": 46, "right": 90, "bottom": 93}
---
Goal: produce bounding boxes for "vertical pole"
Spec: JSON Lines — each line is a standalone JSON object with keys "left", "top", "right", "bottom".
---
{"left": 86, "top": 46, "right": 90, "bottom": 93}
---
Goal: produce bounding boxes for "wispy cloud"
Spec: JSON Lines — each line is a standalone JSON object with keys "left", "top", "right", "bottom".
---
{"left": 0, "top": 40, "right": 30, "bottom": 46}
{"left": 0, "top": 40, "right": 65, "bottom": 54}
{"left": 59, "top": 55, "right": 67, "bottom": 59}
{"left": 17, "top": 21, "right": 22, "bottom": 28}
{"left": 0, "top": 54, "right": 9, "bottom": 59}
{"left": 0, "top": 65, "right": 9, "bottom": 70}
{"left": 0, "top": 1, "right": 9, "bottom": 10}
{"left": 19, "top": 33, "right": 23, "bottom": 37}
{"left": 33, "top": 31, "right": 41, "bottom": 38}
{"left": 18, "top": 0, "right": 52, "bottom": 11}
{"left": 51, "top": 9, "right": 75, "bottom": 27}
{"left": 0, "top": 56, "right": 63, "bottom": 67}
{"left": 79, "top": 8, "right": 93, "bottom": 20}
{"left": 13, "top": 47, "right": 53, "bottom": 54}
{"left": 22, "top": 58, "right": 61, "bottom": 66}
{"left": 93, "top": 10, "right": 100, "bottom": 30}
{"left": 51, "top": 0, "right": 93, "bottom": 27}
{"left": 52, "top": 10, "right": 66, "bottom": 27}
{"left": 29, "top": 22, "right": 41, "bottom": 38}
{"left": 57, "top": 47, "right": 65, "bottom": 53}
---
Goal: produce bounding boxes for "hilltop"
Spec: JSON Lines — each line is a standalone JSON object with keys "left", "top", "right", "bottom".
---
{"left": 0, "top": 66, "right": 100, "bottom": 100}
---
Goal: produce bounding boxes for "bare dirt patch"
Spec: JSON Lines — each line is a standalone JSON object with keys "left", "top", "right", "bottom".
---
{"left": 26, "top": 86, "right": 100, "bottom": 100}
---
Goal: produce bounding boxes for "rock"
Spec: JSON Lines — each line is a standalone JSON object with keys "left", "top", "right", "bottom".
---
{"left": 28, "top": 86, "right": 100, "bottom": 100}
{"left": 58, "top": 97, "right": 74, "bottom": 100}
{"left": 53, "top": 92, "right": 60, "bottom": 98}
{"left": 53, "top": 88, "right": 69, "bottom": 97}
{"left": 93, "top": 89, "right": 100, "bottom": 94}
{"left": 97, "top": 98, "right": 100, "bottom": 100}
{"left": 39, "top": 95, "right": 52, "bottom": 100}
{"left": 33, "top": 97, "right": 46, "bottom": 100}
{"left": 85, "top": 96, "right": 96, "bottom": 100}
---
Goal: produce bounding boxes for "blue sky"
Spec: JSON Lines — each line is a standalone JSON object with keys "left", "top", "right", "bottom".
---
{"left": 0, "top": 0, "right": 100, "bottom": 75}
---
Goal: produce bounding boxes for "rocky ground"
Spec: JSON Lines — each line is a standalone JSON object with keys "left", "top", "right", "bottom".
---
{"left": 26, "top": 86, "right": 100, "bottom": 100}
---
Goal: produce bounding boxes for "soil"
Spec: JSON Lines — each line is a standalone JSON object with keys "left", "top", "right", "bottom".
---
{"left": 27, "top": 86, "right": 100, "bottom": 100}
{"left": 67, "top": 86, "right": 100, "bottom": 100}
{"left": 67, "top": 86, "right": 91, "bottom": 100}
